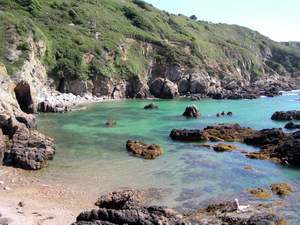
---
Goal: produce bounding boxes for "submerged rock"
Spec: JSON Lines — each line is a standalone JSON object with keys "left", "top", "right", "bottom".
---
{"left": 271, "top": 110, "right": 300, "bottom": 121}
{"left": 271, "top": 183, "right": 294, "bottom": 197}
{"left": 169, "top": 129, "right": 205, "bottom": 142}
{"left": 126, "top": 140, "right": 164, "bottom": 159}
{"left": 182, "top": 105, "right": 200, "bottom": 118}
{"left": 213, "top": 143, "right": 237, "bottom": 152}
{"left": 248, "top": 188, "right": 272, "bottom": 199}
{"left": 144, "top": 103, "right": 159, "bottom": 110}
{"left": 105, "top": 119, "right": 117, "bottom": 127}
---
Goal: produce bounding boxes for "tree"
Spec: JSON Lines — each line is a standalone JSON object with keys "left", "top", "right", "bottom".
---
{"left": 190, "top": 15, "right": 197, "bottom": 20}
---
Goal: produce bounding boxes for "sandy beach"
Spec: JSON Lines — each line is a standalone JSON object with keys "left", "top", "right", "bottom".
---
{"left": 0, "top": 167, "right": 94, "bottom": 225}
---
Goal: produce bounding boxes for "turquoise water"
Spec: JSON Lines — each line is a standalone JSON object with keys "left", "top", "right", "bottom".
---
{"left": 36, "top": 92, "right": 300, "bottom": 221}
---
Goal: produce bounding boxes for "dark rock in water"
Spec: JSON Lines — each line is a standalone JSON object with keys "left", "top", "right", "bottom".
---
{"left": 169, "top": 129, "right": 205, "bottom": 142}
{"left": 182, "top": 105, "right": 200, "bottom": 118}
{"left": 105, "top": 119, "right": 117, "bottom": 127}
{"left": 73, "top": 189, "right": 186, "bottom": 225}
{"left": 144, "top": 103, "right": 158, "bottom": 110}
{"left": 3, "top": 128, "right": 55, "bottom": 170}
{"left": 284, "top": 122, "right": 300, "bottom": 130}
{"left": 216, "top": 113, "right": 220, "bottom": 117}
{"left": 227, "top": 112, "right": 233, "bottom": 116}
{"left": 273, "top": 138, "right": 300, "bottom": 165}
{"left": 221, "top": 111, "right": 225, "bottom": 116}
{"left": 126, "top": 140, "right": 164, "bottom": 159}
{"left": 271, "top": 110, "right": 300, "bottom": 121}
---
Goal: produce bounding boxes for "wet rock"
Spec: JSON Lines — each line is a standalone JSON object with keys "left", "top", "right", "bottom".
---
{"left": 105, "top": 119, "right": 117, "bottom": 127}
{"left": 126, "top": 140, "right": 164, "bottom": 159}
{"left": 274, "top": 138, "right": 300, "bottom": 165}
{"left": 284, "top": 122, "right": 300, "bottom": 130}
{"left": 3, "top": 128, "right": 55, "bottom": 170}
{"left": 271, "top": 110, "right": 300, "bottom": 121}
{"left": 182, "top": 105, "right": 200, "bottom": 118}
{"left": 169, "top": 129, "right": 205, "bottom": 142}
{"left": 271, "top": 183, "right": 294, "bottom": 197}
{"left": 203, "top": 124, "right": 258, "bottom": 142}
{"left": 213, "top": 143, "right": 237, "bottom": 152}
{"left": 227, "top": 112, "right": 233, "bottom": 116}
{"left": 248, "top": 188, "right": 272, "bottom": 199}
{"left": 150, "top": 78, "right": 179, "bottom": 99}
{"left": 144, "top": 103, "right": 158, "bottom": 110}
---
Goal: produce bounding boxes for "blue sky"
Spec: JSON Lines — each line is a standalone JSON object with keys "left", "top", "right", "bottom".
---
{"left": 145, "top": 0, "right": 300, "bottom": 42}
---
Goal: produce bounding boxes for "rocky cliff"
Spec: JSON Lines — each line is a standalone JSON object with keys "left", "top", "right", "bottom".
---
{"left": 0, "top": 0, "right": 299, "bottom": 102}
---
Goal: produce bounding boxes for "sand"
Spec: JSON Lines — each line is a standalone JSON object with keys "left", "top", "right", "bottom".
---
{"left": 0, "top": 166, "right": 94, "bottom": 225}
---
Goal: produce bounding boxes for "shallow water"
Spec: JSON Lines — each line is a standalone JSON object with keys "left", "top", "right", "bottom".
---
{"left": 36, "top": 92, "right": 300, "bottom": 222}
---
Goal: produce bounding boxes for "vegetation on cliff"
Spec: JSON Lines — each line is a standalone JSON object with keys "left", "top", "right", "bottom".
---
{"left": 0, "top": 0, "right": 299, "bottom": 83}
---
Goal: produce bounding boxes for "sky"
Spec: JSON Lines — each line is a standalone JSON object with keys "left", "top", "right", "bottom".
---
{"left": 145, "top": 0, "right": 300, "bottom": 42}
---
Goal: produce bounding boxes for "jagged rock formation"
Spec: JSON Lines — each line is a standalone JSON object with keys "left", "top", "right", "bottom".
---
{"left": 170, "top": 124, "right": 300, "bottom": 165}
{"left": 182, "top": 105, "right": 200, "bottom": 118}
{"left": 0, "top": 63, "right": 55, "bottom": 170}
{"left": 72, "top": 189, "right": 287, "bottom": 225}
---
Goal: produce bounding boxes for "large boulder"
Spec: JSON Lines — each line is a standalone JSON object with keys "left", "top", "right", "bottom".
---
{"left": 149, "top": 78, "right": 179, "bottom": 99}
{"left": 3, "top": 128, "right": 56, "bottom": 170}
{"left": 271, "top": 110, "right": 300, "bottom": 121}
{"left": 182, "top": 105, "right": 200, "bottom": 118}
{"left": 126, "top": 140, "right": 164, "bottom": 159}
{"left": 73, "top": 189, "right": 186, "bottom": 225}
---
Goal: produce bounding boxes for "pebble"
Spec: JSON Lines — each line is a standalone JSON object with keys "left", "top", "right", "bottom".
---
{"left": 18, "top": 201, "right": 25, "bottom": 207}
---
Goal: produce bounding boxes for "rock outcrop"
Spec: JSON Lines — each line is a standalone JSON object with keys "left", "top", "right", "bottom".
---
{"left": 0, "top": 63, "right": 56, "bottom": 170}
{"left": 126, "top": 140, "right": 164, "bottom": 159}
{"left": 149, "top": 78, "right": 179, "bottom": 99}
{"left": 3, "top": 128, "right": 55, "bottom": 170}
{"left": 170, "top": 124, "right": 300, "bottom": 165}
{"left": 73, "top": 190, "right": 287, "bottom": 225}
{"left": 285, "top": 122, "right": 300, "bottom": 130}
{"left": 182, "top": 105, "right": 200, "bottom": 118}
{"left": 271, "top": 110, "right": 300, "bottom": 121}
{"left": 73, "top": 189, "right": 186, "bottom": 225}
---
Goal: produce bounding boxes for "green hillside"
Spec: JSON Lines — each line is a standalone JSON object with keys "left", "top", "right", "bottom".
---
{"left": 0, "top": 0, "right": 300, "bottom": 83}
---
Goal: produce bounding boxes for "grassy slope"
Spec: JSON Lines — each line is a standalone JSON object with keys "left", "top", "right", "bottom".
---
{"left": 0, "top": 0, "right": 299, "bottom": 81}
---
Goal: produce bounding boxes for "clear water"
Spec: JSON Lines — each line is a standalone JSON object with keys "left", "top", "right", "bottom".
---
{"left": 36, "top": 92, "right": 300, "bottom": 222}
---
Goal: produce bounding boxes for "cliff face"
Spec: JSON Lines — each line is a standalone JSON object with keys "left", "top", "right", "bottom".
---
{"left": 0, "top": 0, "right": 300, "bottom": 100}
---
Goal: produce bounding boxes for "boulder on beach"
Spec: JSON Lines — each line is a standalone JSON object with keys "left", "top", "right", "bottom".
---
{"left": 271, "top": 110, "right": 300, "bottom": 121}
{"left": 73, "top": 189, "right": 186, "bottom": 225}
{"left": 182, "top": 105, "right": 200, "bottom": 118}
{"left": 3, "top": 128, "right": 55, "bottom": 170}
{"left": 126, "top": 140, "right": 164, "bottom": 159}
{"left": 144, "top": 103, "right": 159, "bottom": 110}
